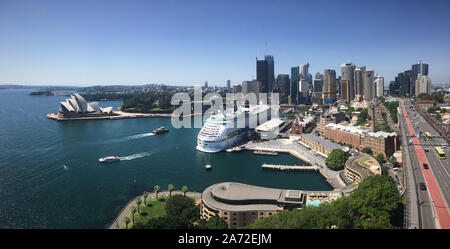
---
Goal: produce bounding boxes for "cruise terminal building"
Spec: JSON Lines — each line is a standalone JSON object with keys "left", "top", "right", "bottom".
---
{"left": 201, "top": 182, "right": 305, "bottom": 228}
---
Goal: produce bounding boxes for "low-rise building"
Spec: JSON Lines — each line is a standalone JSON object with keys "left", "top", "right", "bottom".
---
{"left": 255, "top": 119, "right": 284, "bottom": 140}
{"left": 324, "top": 123, "right": 399, "bottom": 158}
{"left": 299, "top": 133, "right": 349, "bottom": 157}
{"left": 345, "top": 153, "right": 381, "bottom": 184}
{"left": 201, "top": 182, "right": 305, "bottom": 228}
{"left": 416, "top": 99, "right": 433, "bottom": 111}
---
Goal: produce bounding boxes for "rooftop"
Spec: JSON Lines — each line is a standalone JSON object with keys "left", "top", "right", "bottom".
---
{"left": 255, "top": 118, "right": 284, "bottom": 132}
{"left": 301, "top": 133, "right": 349, "bottom": 151}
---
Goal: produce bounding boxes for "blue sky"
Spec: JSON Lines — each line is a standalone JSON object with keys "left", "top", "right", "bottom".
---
{"left": 1, "top": 0, "right": 450, "bottom": 86}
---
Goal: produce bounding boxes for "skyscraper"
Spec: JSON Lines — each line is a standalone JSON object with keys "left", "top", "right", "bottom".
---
{"left": 300, "top": 62, "right": 309, "bottom": 80}
{"left": 313, "top": 73, "right": 324, "bottom": 105}
{"left": 375, "top": 76, "right": 384, "bottom": 98}
{"left": 256, "top": 55, "right": 275, "bottom": 93}
{"left": 290, "top": 66, "right": 299, "bottom": 105}
{"left": 415, "top": 75, "right": 431, "bottom": 96}
{"left": 341, "top": 63, "right": 356, "bottom": 100}
{"left": 412, "top": 61, "right": 429, "bottom": 95}
{"left": 340, "top": 79, "right": 350, "bottom": 102}
{"left": 242, "top": 80, "right": 261, "bottom": 102}
{"left": 256, "top": 59, "right": 268, "bottom": 93}
{"left": 323, "top": 69, "right": 336, "bottom": 104}
{"left": 204, "top": 81, "right": 208, "bottom": 89}
{"left": 354, "top": 66, "right": 365, "bottom": 101}
{"left": 299, "top": 79, "right": 310, "bottom": 104}
{"left": 227, "top": 80, "right": 231, "bottom": 89}
{"left": 363, "top": 69, "right": 374, "bottom": 100}
{"left": 265, "top": 55, "right": 275, "bottom": 92}
{"left": 276, "top": 74, "right": 290, "bottom": 96}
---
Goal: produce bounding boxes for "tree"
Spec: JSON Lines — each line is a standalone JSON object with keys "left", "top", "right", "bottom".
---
{"left": 181, "top": 186, "right": 189, "bottom": 196}
{"left": 356, "top": 108, "right": 369, "bottom": 126}
{"left": 375, "top": 154, "right": 385, "bottom": 164}
{"left": 136, "top": 197, "right": 142, "bottom": 214}
{"left": 362, "top": 147, "right": 373, "bottom": 155}
{"left": 154, "top": 185, "right": 160, "bottom": 199}
{"left": 131, "top": 206, "right": 137, "bottom": 224}
{"left": 198, "top": 216, "right": 228, "bottom": 229}
{"left": 325, "top": 149, "right": 347, "bottom": 171}
{"left": 124, "top": 216, "right": 130, "bottom": 229}
{"left": 143, "top": 191, "right": 148, "bottom": 206}
{"left": 165, "top": 194, "right": 195, "bottom": 217}
{"left": 349, "top": 175, "right": 400, "bottom": 229}
{"left": 132, "top": 216, "right": 189, "bottom": 229}
{"left": 168, "top": 184, "right": 174, "bottom": 196}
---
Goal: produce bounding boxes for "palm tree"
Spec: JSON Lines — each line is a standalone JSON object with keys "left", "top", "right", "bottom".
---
{"left": 168, "top": 184, "right": 174, "bottom": 196}
{"left": 136, "top": 197, "right": 142, "bottom": 214}
{"left": 131, "top": 206, "right": 137, "bottom": 224}
{"left": 143, "top": 191, "right": 148, "bottom": 206}
{"left": 181, "top": 186, "right": 188, "bottom": 196}
{"left": 154, "top": 185, "right": 160, "bottom": 199}
{"left": 124, "top": 216, "right": 130, "bottom": 229}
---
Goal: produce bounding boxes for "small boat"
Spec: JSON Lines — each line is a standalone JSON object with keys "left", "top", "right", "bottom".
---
{"left": 205, "top": 164, "right": 212, "bottom": 170}
{"left": 63, "top": 165, "right": 68, "bottom": 170}
{"left": 153, "top": 126, "right": 169, "bottom": 134}
{"left": 99, "top": 156, "right": 121, "bottom": 163}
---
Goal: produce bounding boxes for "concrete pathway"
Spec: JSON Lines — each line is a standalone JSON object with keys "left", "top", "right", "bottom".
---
{"left": 107, "top": 191, "right": 201, "bottom": 229}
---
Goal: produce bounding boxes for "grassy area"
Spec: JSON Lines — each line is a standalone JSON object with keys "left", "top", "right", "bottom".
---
{"left": 358, "top": 158, "right": 374, "bottom": 169}
{"left": 122, "top": 195, "right": 197, "bottom": 229}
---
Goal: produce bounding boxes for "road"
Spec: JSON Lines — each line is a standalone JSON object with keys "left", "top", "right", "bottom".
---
{"left": 400, "top": 99, "right": 450, "bottom": 229}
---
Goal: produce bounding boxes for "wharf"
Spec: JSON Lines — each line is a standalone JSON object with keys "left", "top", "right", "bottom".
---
{"left": 262, "top": 163, "right": 318, "bottom": 171}
{"left": 253, "top": 151, "right": 278, "bottom": 156}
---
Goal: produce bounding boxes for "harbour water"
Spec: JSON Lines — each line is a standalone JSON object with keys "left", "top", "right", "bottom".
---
{"left": 0, "top": 89, "right": 332, "bottom": 228}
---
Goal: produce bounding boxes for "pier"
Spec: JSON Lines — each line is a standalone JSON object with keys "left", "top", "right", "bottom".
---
{"left": 253, "top": 151, "right": 278, "bottom": 156}
{"left": 262, "top": 163, "right": 319, "bottom": 171}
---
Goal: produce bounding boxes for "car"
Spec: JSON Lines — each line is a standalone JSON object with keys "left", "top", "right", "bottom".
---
{"left": 423, "top": 163, "right": 429, "bottom": 169}
{"left": 424, "top": 148, "right": 429, "bottom": 152}
{"left": 419, "top": 182, "right": 427, "bottom": 190}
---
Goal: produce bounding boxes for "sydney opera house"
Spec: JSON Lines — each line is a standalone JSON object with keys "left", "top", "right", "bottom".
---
{"left": 47, "top": 94, "right": 116, "bottom": 120}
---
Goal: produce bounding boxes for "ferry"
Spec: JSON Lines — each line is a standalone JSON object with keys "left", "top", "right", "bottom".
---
{"left": 153, "top": 126, "right": 169, "bottom": 134}
{"left": 99, "top": 156, "right": 121, "bottom": 163}
{"left": 196, "top": 104, "right": 275, "bottom": 153}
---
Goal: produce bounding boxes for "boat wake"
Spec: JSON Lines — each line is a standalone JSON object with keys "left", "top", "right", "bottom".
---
{"left": 120, "top": 151, "right": 153, "bottom": 161}
{"left": 125, "top": 132, "right": 155, "bottom": 140}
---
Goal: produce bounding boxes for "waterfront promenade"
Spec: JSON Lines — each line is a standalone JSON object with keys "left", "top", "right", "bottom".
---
{"left": 245, "top": 138, "right": 346, "bottom": 190}
{"left": 108, "top": 191, "right": 201, "bottom": 229}
{"left": 47, "top": 110, "right": 173, "bottom": 121}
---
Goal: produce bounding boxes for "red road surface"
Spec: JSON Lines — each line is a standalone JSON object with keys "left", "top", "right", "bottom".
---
{"left": 401, "top": 101, "right": 450, "bottom": 228}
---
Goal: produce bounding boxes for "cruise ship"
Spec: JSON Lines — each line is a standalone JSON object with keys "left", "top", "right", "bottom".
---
{"left": 196, "top": 105, "right": 274, "bottom": 153}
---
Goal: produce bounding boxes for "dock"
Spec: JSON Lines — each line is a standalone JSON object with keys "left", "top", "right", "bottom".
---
{"left": 262, "top": 163, "right": 319, "bottom": 171}
{"left": 253, "top": 151, "right": 278, "bottom": 156}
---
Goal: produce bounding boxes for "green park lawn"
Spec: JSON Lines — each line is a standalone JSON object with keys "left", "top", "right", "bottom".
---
{"left": 122, "top": 195, "right": 197, "bottom": 229}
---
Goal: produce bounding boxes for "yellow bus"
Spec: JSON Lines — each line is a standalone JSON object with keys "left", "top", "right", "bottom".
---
{"left": 435, "top": 146, "right": 446, "bottom": 159}
{"left": 425, "top": 132, "right": 432, "bottom": 141}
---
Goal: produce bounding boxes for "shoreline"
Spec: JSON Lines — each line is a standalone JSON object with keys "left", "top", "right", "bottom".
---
{"left": 46, "top": 111, "right": 201, "bottom": 121}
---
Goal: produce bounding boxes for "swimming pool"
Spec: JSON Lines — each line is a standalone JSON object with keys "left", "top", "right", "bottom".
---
{"left": 307, "top": 201, "right": 322, "bottom": 207}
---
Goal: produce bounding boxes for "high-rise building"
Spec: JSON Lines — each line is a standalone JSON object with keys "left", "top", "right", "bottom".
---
{"left": 276, "top": 74, "right": 290, "bottom": 96}
{"left": 256, "top": 55, "right": 275, "bottom": 93}
{"left": 322, "top": 69, "right": 336, "bottom": 104}
{"left": 375, "top": 76, "right": 384, "bottom": 98}
{"left": 340, "top": 79, "right": 350, "bottom": 102}
{"left": 363, "top": 69, "right": 374, "bottom": 100}
{"left": 242, "top": 80, "right": 261, "bottom": 102}
{"left": 300, "top": 62, "right": 309, "bottom": 80}
{"left": 227, "top": 80, "right": 231, "bottom": 89}
{"left": 290, "top": 66, "right": 300, "bottom": 105}
{"left": 341, "top": 63, "right": 356, "bottom": 100}
{"left": 233, "top": 84, "right": 242, "bottom": 94}
{"left": 204, "top": 81, "right": 208, "bottom": 89}
{"left": 415, "top": 75, "right": 431, "bottom": 96}
{"left": 299, "top": 79, "right": 310, "bottom": 104}
{"left": 256, "top": 59, "right": 268, "bottom": 93}
{"left": 313, "top": 73, "right": 324, "bottom": 105}
{"left": 411, "top": 61, "right": 429, "bottom": 95}
{"left": 354, "top": 66, "right": 365, "bottom": 101}
{"left": 265, "top": 55, "right": 275, "bottom": 92}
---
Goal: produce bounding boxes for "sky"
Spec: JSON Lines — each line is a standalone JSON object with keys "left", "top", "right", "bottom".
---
{"left": 1, "top": 0, "right": 450, "bottom": 87}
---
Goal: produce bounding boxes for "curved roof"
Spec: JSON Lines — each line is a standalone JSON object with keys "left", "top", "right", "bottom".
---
{"left": 59, "top": 94, "right": 112, "bottom": 114}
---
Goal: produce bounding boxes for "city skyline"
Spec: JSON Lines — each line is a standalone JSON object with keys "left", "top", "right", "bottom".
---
{"left": 1, "top": 0, "right": 450, "bottom": 86}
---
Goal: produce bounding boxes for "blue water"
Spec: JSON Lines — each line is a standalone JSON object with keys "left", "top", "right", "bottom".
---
{"left": 0, "top": 89, "right": 332, "bottom": 228}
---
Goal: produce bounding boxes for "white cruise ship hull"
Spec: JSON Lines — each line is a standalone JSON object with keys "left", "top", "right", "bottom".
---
{"left": 196, "top": 130, "right": 247, "bottom": 153}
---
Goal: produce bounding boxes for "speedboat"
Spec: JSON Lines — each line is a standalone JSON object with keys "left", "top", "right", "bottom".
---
{"left": 205, "top": 164, "right": 212, "bottom": 170}
{"left": 153, "top": 126, "right": 169, "bottom": 134}
{"left": 99, "top": 156, "right": 120, "bottom": 163}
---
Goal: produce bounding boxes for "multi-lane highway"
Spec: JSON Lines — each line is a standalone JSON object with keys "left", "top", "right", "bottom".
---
{"left": 400, "top": 99, "right": 450, "bottom": 229}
